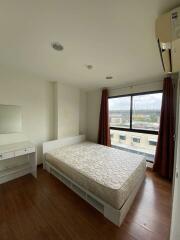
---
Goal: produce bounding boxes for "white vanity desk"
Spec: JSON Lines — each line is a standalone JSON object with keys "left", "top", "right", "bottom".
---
{"left": 0, "top": 141, "right": 37, "bottom": 184}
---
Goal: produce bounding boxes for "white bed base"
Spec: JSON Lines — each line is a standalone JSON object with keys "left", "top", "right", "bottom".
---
{"left": 43, "top": 135, "right": 145, "bottom": 227}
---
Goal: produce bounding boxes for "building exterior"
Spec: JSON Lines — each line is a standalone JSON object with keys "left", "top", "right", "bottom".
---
{"left": 110, "top": 130, "right": 158, "bottom": 161}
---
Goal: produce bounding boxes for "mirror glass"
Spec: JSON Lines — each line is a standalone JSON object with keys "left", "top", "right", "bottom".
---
{"left": 0, "top": 105, "right": 22, "bottom": 134}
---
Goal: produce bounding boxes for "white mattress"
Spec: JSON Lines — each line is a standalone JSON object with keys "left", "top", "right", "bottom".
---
{"left": 46, "top": 142, "right": 146, "bottom": 209}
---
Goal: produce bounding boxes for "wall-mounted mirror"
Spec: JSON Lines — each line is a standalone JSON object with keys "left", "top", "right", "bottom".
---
{"left": 0, "top": 105, "right": 22, "bottom": 134}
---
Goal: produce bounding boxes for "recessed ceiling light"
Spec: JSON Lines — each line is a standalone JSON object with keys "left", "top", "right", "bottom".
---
{"left": 86, "top": 65, "right": 93, "bottom": 70}
{"left": 51, "top": 42, "right": 64, "bottom": 51}
{"left": 106, "top": 76, "right": 113, "bottom": 79}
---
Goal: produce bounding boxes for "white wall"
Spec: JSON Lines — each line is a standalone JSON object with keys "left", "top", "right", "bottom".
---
{"left": 0, "top": 67, "right": 88, "bottom": 164}
{"left": 79, "top": 90, "right": 87, "bottom": 135}
{"left": 170, "top": 76, "right": 180, "bottom": 240}
{"left": 87, "top": 89, "right": 101, "bottom": 142}
{"left": 54, "top": 83, "right": 87, "bottom": 139}
{"left": 0, "top": 67, "right": 54, "bottom": 164}
{"left": 109, "top": 80, "right": 163, "bottom": 96}
{"left": 86, "top": 80, "right": 163, "bottom": 142}
{"left": 56, "top": 82, "right": 80, "bottom": 138}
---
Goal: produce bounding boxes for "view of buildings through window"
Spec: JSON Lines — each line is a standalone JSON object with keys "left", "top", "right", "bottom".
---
{"left": 132, "top": 94, "right": 162, "bottom": 131}
{"left": 109, "top": 92, "right": 163, "bottom": 161}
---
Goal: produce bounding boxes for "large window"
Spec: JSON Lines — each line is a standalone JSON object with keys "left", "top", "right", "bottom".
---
{"left": 109, "top": 91, "right": 163, "bottom": 162}
{"left": 109, "top": 91, "right": 162, "bottom": 134}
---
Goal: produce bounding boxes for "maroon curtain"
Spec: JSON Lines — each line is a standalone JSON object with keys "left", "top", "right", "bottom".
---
{"left": 153, "top": 77, "right": 175, "bottom": 180}
{"left": 98, "top": 89, "right": 111, "bottom": 146}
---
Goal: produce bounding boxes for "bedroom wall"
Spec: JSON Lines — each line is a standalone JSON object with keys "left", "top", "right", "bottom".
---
{"left": 0, "top": 66, "right": 54, "bottom": 164}
{"left": 87, "top": 80, "right": 163, "bottom": 142}
{"left": 56, "top": 82, "right": 80, "bottom": 138}
{"left": 170, "top": 75, "right": 180, "bottom": 240}
{"left": 54, "top": 82, "right": 87, "bottom": 139}
{"left": 0, "top": 67, "right": 88, "bottom": 164}
{"left": 79, "top": 90, "right": 87, "bottom": 135}
{"left": 87, "top": 89, "right": 101, "bottom": 142}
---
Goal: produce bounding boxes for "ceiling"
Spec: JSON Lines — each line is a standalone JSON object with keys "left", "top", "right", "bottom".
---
{"left": 0, "top": 0, "right": 179, "bottom": 90}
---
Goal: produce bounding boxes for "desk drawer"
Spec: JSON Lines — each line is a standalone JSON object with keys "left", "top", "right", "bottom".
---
{"left": 15, "top": 149, "right": 29, "bottom": 157}
{"left": 0, "top": 152, "right": 14, "bottom": 160}
{"left": 14, "top": 147, "right": 35, "bottom": 157}
{"left": 28, "top": 147, "right": 35, "bottom": 154}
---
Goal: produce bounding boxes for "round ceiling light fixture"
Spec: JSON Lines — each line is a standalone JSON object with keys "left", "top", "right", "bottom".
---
{"left": 106, "top": 76, "right": 113, "bottom": 79}
{"left": 86, "top": 65, "right": 93, "bottom": 70}
{"left": 51, "top": 42, "right": 64, "bottom": 51}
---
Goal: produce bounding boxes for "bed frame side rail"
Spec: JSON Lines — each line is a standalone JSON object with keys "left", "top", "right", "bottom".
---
{"left": 44, "top": 160, "right": 145, "bottom": 227}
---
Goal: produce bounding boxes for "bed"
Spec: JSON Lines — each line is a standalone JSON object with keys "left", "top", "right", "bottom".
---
{"left": 43, "top": 135, "right": 146, "bottom": 226}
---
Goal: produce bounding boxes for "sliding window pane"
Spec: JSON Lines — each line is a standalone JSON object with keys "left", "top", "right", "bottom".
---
{"left": 132, "top": 93, "right": 162, "bottom": 131}
{"left": 109, "top": 96, "right": 131, "bottom": 128}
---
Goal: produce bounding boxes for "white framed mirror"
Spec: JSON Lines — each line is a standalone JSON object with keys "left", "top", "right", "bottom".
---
{"left": 0, "top": 105, "right": 22, "bottom": 134}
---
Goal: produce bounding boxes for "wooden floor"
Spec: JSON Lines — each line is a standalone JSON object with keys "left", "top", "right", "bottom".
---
{"left": 0, "top": 167, "right": 172, "bottom": 240}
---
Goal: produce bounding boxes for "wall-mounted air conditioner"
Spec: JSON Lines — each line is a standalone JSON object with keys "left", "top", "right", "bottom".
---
{"left": 156, "top": 6, "right": 180, "bottom": 73}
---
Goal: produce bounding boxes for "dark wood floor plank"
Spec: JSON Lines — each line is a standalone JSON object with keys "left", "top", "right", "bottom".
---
{"left": 0, "top": 168, "right": 172, "bottom": 240}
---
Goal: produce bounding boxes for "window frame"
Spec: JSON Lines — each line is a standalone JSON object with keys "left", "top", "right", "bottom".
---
{"left": 119, "top": 134, "right": 126, "bottom": 141}
{"left": 109, "top": 90, "right": 163, "bottom": 135}
{"left": 132, "top": 136, "right": 141, "bottom": 143}
{"left": 148, "top": 139, "right": 157, "bottom": 146}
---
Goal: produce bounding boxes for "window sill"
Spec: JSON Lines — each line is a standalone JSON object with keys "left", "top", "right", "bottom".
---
{"left": 111, "top": 144, "right": 155, "bottom": 163}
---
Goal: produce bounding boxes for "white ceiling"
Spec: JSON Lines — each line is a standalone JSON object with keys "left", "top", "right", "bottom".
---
{"left": 0, "top": 0, "right": 179, "bottom": 90}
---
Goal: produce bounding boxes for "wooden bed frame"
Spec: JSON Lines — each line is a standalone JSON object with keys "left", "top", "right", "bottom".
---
{"left": 43, "top": 135, "right": 145, "bottom": 227}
